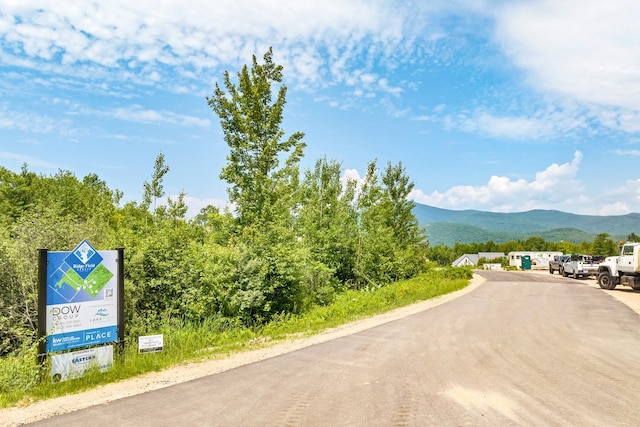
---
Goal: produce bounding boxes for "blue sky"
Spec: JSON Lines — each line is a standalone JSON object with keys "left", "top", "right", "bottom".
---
{"left": 2, "top": 0, "right": 640, "bottom": 217}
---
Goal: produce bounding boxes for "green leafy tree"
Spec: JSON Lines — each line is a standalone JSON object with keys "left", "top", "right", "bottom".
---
{"left": 426, "top": 244, "right": 456, "bottom": 266}
{"left": 381, "top": 161, "right": 423, "bottom": 247}
{"left": 207, "top": 48, "right": 310, "bottom": 321}
{"left": 0, "top": 164, "right": 36, "bottom": 224}
{"left": 379, "top": 161, "right": 427, "bottom": 278}
{"left": 591, "top": 233, "right": 618, "bottom": 256}
{"left": 207, "top": 47, "right": 305, "bottom": 228}
{"left": 353, "top": 160, "right": 426, "bottom": 286}
{"left": 523, "top": 236, "right": 547, "bottom": 251}
{"left": 142, "top": 152, "right": 170, "bottom": 213}
{"left": 296, "top": 157, "right": 359, "bottom": 292}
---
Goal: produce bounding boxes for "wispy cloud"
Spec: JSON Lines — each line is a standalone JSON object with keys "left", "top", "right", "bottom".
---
{"left": 0, "top": 1, "right": 423, "bottom": 99}
{"left": 0, "top": 151, "right": 60, "bottom": 169}
{"left": 615, "top": 149, "right": 640, "bottom": 157}
{"left": 417, "top": 106, "right": 588, "bottom": 141}
{"left": 492, "top": 0, "right": 640, "bottom": 131}
{"left": 0, "top": 107, "right": 77, "bottom": 135}
{"left": 105, "top": 106, "right": 211, "bottom": 127}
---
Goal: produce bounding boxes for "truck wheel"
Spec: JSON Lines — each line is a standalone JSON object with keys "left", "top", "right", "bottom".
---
{"left": 598, "top": 271, "right": 616, "bottom": 290}
{"left": 549, "top": 265, "right": 554, "bottom": 274}
{"left": 561, "top": 267, "right": 567, "bottom": 277}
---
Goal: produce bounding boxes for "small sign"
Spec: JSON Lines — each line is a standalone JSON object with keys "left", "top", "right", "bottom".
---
{"left": 138, "top": 334, "right": 164, "bottom": 353}
{"left": 51, "top": 345, "right": 114, "bottom": 382}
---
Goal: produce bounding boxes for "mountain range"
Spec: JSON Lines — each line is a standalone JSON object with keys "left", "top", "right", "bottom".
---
{"left": 412, "top": 204, "right": 640, "bottom": 246}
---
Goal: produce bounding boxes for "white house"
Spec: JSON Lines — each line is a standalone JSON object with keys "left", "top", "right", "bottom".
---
{"left": 451, "top": 254, "right": 479, "bottom": 267}
{"left": 452, "top": 252, "right": 505, "bottom": 268}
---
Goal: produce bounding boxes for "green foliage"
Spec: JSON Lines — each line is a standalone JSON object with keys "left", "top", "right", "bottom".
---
{"left": 207, "top": 47, "right": 305, "bottom": 228}
{"left": 295, "top": 157, "right": 359, "bottom": 286}
{"left": 0, "top": 342, "right": 40, "bottom": 404}
{"left": 591, "top": 233, "right": 618, "bottom": 256}
{"left": 353, "top": 160, "right": 427, "bottom": 287}
{"left": 0, "top": 164, "right": 37, "bottom": 224}
{"left": 0, "top": 50, "right": 430, "bottom": 359}
{"left": 142, "top": 152, "right": 169, "bottom": 212}
{"left": 124, "top": 209, "right": 204, "bottom": 332}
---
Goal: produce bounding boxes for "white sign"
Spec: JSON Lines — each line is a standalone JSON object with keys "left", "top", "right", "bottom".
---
{"left": 51, "top": 345, "right": 114, "bottom": 382}
{"left": 139, "top": 334, "right": 164, "bottom": 353}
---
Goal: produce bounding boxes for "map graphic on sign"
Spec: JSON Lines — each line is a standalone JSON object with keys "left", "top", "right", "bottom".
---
{"left": 49, "top": 240, "right": 113, "bottom": 302}
{"left": 46, "top": 241, "right": 119, "bottom": 352}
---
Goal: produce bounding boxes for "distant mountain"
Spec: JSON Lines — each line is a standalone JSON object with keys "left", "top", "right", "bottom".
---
{"left": 412, "top": 204, "right": 640, "bottom": 246}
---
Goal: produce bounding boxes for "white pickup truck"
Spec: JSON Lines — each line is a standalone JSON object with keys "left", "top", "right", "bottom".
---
{"left": 597, "top": 242, "right": 640, "bottom": 290}
{"left": 561, "top": 254, "right": 601, "bottom": 279}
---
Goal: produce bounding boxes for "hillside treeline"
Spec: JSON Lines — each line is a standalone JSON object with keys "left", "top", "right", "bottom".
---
{"left": 0, "top": 50, "right": 427, "bottom": 356}
{"left": 425, "top": 233, "right": 636, "bottom": 266}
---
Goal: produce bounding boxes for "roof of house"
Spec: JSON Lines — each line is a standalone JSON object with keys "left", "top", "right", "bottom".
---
{"left": 452, "top": 254, "right": 479, "bottom": 267}
{"left": 478, "top": 252, "right": 506, "bottom": 260}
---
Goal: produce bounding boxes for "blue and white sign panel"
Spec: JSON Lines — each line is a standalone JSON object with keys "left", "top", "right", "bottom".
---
{"left": 46, "top": 240, "right": 118, "bottom": 352}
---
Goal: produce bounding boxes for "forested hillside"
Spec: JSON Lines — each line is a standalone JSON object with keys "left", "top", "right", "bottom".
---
{"left": 414, "top": 204, "right": 640, "bottom": 245}
{"left": 0, "top": 50, "right": 428, "bottom": 357}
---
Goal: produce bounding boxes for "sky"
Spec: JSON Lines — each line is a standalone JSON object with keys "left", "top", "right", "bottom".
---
{"left": 2, "top": 0, "right": 640, "bottom": 217}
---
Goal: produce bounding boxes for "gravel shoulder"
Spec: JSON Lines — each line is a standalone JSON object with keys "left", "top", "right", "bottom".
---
{"left": 1, "top": 274, "right": 487, "bottom": 426}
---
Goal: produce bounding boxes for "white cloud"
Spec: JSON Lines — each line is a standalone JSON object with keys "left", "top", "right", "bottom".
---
{"left": 409, "top": 151, "right": 587, "bottom": 212}
{"left": 460, "top": 112, "right": 551, "bottom": 140}
{"left": 615, "top": 150, "right": 640, "bottom": 157}
{"left": 0, "top": 0, "right": 419, "bottom": 98}
{"left": 493, "top": 0, "right": 640, "bottom": 130}
{"left": 425, "top": 106, "right": 588, "bottom": 141}
{"left": 92, "top": 105, "right": 210, "bottom": 127}
{"left": 0, "top": 107, "right": 77, "bottom": 135}
{"left": 342, "top": 168, "right": 362, "bottom": 182}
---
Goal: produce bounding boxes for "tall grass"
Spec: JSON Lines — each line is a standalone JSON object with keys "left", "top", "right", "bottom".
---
{"left": 0, "top": 267, "right": 472, "bottom": 408}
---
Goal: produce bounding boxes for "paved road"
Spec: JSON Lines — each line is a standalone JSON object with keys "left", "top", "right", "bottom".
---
{"left": 30, "top": 271, "right": 640, "bottom": 426}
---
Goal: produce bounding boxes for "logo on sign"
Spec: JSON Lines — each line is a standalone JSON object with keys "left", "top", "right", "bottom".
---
{"left": 64, "top": 240, "right": 103, "bottom": 279}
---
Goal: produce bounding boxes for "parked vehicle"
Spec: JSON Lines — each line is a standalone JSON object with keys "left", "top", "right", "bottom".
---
{"left": 561, "top": 254, "right": 601, "bottom": 279}
{"left": 549, "top": 255, "right": 570, "bottom": 274}
{"left": 597, "top": 242, "right": 640, "bottom": 290}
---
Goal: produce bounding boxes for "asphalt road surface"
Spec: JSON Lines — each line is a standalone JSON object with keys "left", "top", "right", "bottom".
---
{"left": 29, "top": 271, "right": 640, "bottom": 426}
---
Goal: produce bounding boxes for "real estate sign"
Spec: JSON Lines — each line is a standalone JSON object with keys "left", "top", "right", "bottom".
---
{"left": 51, "top": 345, "right": 114, "bottom": 382}
{"left": 45, "top": 240, "right": 119, "bottom": 352}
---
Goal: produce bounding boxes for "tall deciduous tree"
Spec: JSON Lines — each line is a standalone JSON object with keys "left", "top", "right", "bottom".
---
{"left": 206, "top": 48, "right": 309, "bottom": 321}
{"left": 142, "top": 152, "right": 169, "bottom": 212}
{"left": 296, "top": 157, "right": 359, "bottom": 287}
{"left": 354, "top": 160, "right": 427, "bottom": 286}
{"left": 207, "top": 47, "right": 305, "bottom": 228}
{"left": 381, "top": 161, "right": 424, "bottom": 249}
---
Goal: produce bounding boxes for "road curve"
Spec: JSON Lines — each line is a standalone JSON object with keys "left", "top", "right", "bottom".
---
{"left": 28, "top": 271, "right": 640, "bottom": 426}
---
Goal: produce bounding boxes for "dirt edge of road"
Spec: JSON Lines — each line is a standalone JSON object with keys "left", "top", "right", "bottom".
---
{"left": 1, "top": 274, "right": 488, "bottom": 426}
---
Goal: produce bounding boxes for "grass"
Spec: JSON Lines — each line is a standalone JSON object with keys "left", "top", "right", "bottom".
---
{"left": 0, "top": 267, "right": 472, "bottom": 408}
